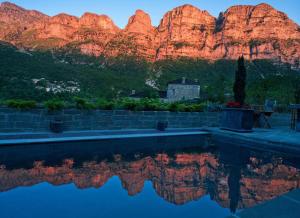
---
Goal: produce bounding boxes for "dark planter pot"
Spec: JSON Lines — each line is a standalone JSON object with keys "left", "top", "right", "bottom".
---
{"left": 297, "top": 109, "right": 300, "bottom": 132}
{"left": 157, "top": 121, "right": 168, "bottom": 131}
{"left": 220, "top": 108, "right": 254, "bottom": 132}
{"left": 50, "top": 120, "right": 64, "bottom": 133}
{"left": 296, "top": 122, "right": 300, "bottom": 132}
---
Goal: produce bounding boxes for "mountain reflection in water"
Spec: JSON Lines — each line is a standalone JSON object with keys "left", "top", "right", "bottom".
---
{"left": 0, "top": 135, "right": 300, "bottom": 214}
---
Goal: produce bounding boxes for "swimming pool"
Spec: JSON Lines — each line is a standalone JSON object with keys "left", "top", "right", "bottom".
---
{"left": 0, "top": 135, "right": 299, "bottom": 218}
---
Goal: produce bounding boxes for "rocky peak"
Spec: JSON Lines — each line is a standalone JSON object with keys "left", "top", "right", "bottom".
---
{"left": 220, "top": 3, "right": 300, "bottom": 40}
{"left": 79, "top": 12, "right": 119, "bottom": 33}
{"left": 125, "top": 10, "right": 154, "bottom": 34}
{"left": 255, "top": 3, "right": 276, "bottom": 11}
{"left": 0, "top": 1, "right": 47, "bottom": 23}
{"left": 0, "top": 1, "right": 48, "bottom": 42}
{"left": 156, "top": 4, "right": 216, "bottom": 60}
{"left": 158, "top": 4, "right": 215, "bottom": 29}
{"left": 0, "top": 2, "right": 24, "bottom": 11}
{"left": 0, "top": 2, "right": 299, "bottom": 66}
{"left": 50, "top": 13, "right": 79, "bottom": 26}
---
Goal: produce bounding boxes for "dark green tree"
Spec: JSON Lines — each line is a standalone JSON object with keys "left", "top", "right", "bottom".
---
{"left": 295, "top": 84, "right": 300, "bottom": 104}
{"left": 233, "top": 56, "right": 247, "bottom": 105}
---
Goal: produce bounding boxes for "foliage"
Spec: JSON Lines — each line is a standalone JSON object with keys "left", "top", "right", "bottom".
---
{"left": 1, "top": 42, "right": 300, "bottom": 107}
{"left": 295, "top": 82, "right": 300, "bottom": 104}
{"left": 167, "top": 102, "right": 206, "bottom": 112}
{"left": 96, "top": 99, "right": 115, "bottom": 110}
{"left": 138, "top": 98, "right": 167, "bottom": 111}
{"left": 44, "top": 99, "right": 65, "bottom": 111}
{"left": 74, "top": 97, "right": 96, "bottom": 110}
{"left": 233, "top": 56, "right": 247, "bottom": 105}
{"left": 247, "top": 73, "right": 300, "bottom": 104}
{"left": 119, "top": 98, "right": 141, "bottom": 111}
{"left": 4, "top": 99, "right": 36, "bottom": 109}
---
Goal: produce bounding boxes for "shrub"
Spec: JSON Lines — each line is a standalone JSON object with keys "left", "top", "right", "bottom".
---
{"left": 168, "top": 102, "right": 180, "bottom": 112}
{"left": 167, "top": 102, "right": 205, "bottom": 112}
{"left": 44, "top": 99, "right": 65, "bottom": 111}
{"left": 139, "top": 98, "right": 167, "bottom": 111}
{"left": 96, "top": 99, "right": 115, "bottom": 110}
{"left": 74, "top": 97, "right": 96, "bottom": 110}
{"left": 120, "top": 98, "right": 141, "bottom": 111}
{"left": 5, "top": 99, "right": 37, "bottom": 109}
{"left": 193, "top": 103, "right": 206, "bottom": 112}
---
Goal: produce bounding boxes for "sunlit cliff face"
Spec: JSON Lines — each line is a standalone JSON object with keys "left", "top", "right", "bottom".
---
{"left": 0, "top": 149, "right": 299, "bottom": 212}
{"left": 0, "top": 2, "right": 299, "bottom": 65}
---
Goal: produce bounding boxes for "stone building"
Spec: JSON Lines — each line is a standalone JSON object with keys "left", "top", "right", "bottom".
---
{"left": 129, "top": 77, "right": 200, "bottom": 102}
{"left": 166, "top": 77, "right": 200, "bottom": 102}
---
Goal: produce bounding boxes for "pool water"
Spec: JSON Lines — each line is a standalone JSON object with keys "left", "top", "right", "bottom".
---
{"left": 0, "top": 135, "right": 299, "bottom": 218}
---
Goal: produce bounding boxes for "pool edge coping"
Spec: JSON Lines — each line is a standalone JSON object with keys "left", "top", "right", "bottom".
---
{"left": 0, "top": 129, "right": 210, "bottom": 146}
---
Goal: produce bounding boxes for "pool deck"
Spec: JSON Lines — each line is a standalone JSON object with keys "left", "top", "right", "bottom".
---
{"left": 204, "top": 127, "right": 300, "bottom": 154}
{"left": 0, "top": 127, "right": 299, "bottom": 153}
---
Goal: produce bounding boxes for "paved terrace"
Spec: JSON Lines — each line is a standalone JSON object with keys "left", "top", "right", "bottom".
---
{"left": 0, "top": 126, "right": 299, "bottom": 154}
{"left": 205, "top": 127, "right": 300, "bottom": 154}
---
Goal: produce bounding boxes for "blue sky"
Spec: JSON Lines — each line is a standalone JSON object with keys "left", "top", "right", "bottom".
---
{"left": 2, "top": 0, "right": 300, "bottom": 27}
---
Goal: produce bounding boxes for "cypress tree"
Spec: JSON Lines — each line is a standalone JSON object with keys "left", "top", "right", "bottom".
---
{"left": 233, "top": 56, "right": 247, "bottom": 105}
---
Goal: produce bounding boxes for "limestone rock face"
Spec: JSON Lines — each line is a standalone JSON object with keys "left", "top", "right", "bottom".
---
{"left": 156, "top": 4, "right": 216, "bottom": 60}
{"left": 214, "top": 3, "right": 300, "bottom": 64}
{"left": 0, "top": 2, "right": 48, "bottom": 42}
{"left": 79, "top": 12, "right": 119, "bottom": 33}
{"left": 36, "top": 14, "right": 79, "bottom": 41}
{"left": 0, "top": 2, "right": 299, "bottom": 65}
{"left": 75, "top": 13, "right": 120, "bottom": 56}
{"left": 125, "top": 10, "right": 155, "bottom": 35}
{"left": 105, "top": 10, "right": 157, "bottom": 59}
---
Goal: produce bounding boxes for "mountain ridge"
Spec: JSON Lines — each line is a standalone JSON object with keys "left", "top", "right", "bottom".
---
{"left": 0, "top": 2, "right": 299, "bottom": 66}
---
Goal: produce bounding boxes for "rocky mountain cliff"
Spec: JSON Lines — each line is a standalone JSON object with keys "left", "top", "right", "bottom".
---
{"left": 0, "top": 2, "right": 299, "bottom": 65}
{"left": 0, "top": 152, "right": 299, "bottom": 210}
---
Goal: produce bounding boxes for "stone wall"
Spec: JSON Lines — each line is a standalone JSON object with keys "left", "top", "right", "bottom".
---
{"left": 0, "top": 107, "right": 220, "bottom": 133}
{"left": 0, "top": 107, "right": 292, "bottom": 133}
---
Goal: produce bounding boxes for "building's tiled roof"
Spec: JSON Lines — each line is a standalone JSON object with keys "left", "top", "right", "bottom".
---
{"left": 168, "top": 78, "right": 199, "bottom": 85}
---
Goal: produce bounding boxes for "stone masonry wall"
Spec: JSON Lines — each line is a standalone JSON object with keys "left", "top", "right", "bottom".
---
{"left": 0, "top": 107, "right": 292, "bottom": 133}
{"left": 0, "top": 107, "right": 220, "bottom": 133}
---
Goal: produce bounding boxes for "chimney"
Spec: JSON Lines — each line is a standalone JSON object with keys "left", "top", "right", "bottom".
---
{"left": 182, "top": 77, "right": 186, "bottom": 84}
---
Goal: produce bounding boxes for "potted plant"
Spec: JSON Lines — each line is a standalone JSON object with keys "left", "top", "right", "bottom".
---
{"left": 50, "top": 118, "right": 64, "bottom": 133}
{"left": 157, "top": 121, "right": 168, "bottom": 131}
{"left": 220, "top": 56, "right": 254, "bottom": 132}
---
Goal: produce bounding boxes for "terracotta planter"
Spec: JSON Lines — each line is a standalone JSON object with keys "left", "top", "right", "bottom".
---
{"left": 220, "top": 108, "right": 254, "bottom": 132}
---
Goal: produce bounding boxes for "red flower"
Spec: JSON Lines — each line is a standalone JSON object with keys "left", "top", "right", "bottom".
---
{"left": 226, "top": 101, "right": 241, "bottom": 108}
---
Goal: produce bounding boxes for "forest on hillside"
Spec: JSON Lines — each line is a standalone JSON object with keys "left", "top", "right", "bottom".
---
{"left": 0, "top": 42, "right": 299, "bottom": 105}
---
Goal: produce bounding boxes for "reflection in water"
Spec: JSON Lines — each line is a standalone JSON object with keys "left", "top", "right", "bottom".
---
{"left": 0, "top": 135, "right": 300, "bottom": 214}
